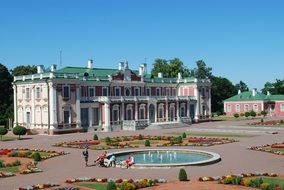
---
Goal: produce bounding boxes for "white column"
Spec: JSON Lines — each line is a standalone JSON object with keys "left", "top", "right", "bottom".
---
{"left": 31, "top": 85, "right": 35, "bottom": 129}
{"left": 165, "top": 101, "right": 168, "bottom": 121}
{"left": 194, "top": 87, "right": 200, "bottom": 122}
{"left": 13, "top": 85, "right": 18, "bottom": 127}
{"left": 176, "top": 102, "right": 180, "bottom": 122}
{"left": 154, "top": 103, "right": 157, "bottom": 123}
{"left": 121, "top": 102, "right": 125, "bottom": 121}
{"left": 208, "top": 88, "right": 212, "bottom": 118}
{"left": 88, "top": 107, "right": 93, "bottom": 128}
{"left": 76, "top": 86, "right": 81, "bottom": 128}
{"left": 49, "top": 84, "right": 57, "bottom": 129}
{"left": 99, "top": 104, "right": 102, "bottom": 126}
{"left": 135, "top": 102, "right": 138, "bottom": 120}
{"left": 187, "top": 100, "right": 190, "bottom": 118}
{"left": 104, "top": 103, "right": 110, "bottom": 131}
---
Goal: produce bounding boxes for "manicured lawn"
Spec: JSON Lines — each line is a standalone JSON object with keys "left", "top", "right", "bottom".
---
{"left": 0, "top": 136, "right": 17, "bottom": 141}
{"left": 0, "top": 166, "right": 19, "bottom": 173}
{"left": 264, "top": 148, "right": 284, "bottom": 154}
{"left": 262, "top": 177, "right": 284, "bottom": 187}
{"left": 39, "top": 152, "right": 50, "bottom": 157}
{"left": 77, "top": 182, "right": 107, "bottom": 190}
{"left": 169, "top": 131, "right": 255, "bottom": 138}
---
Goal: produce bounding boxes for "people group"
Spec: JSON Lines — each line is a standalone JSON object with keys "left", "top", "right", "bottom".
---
{"left": 82, "top": 147, "right": 135, "bottom": 169}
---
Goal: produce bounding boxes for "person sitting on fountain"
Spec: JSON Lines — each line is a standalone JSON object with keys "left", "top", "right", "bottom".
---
{"left": 95, "top": 151, "right": 107, "bottom": 167}
{"left": 124, "top": 154, "right": 135, "bottom": 169}
{"left": 106, "top": 153, "right": 116, "bottom": 167}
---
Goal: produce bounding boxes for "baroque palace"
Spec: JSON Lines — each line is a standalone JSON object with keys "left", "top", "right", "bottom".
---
{"left": 13, "top": 60, "right": 211, "bottom": 134}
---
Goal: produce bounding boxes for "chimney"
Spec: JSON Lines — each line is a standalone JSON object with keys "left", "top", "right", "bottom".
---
{"left": 252, "top": 88, "right": 257, "bottom": 96}
{"left": 139, "top": 65, "right": 143, "bottom": 76}
{"left": 118, "top": 62, "right": 124, "bottom": 70}
{"left": 177, "top": 72, "right": 182, "bottom": 80}
{"left": 267, "top": 91, "right": 270, "bottom": 96}
{"left": 51, "top": 64, "right": 57, "bottom": 72}
{"left": 37, "top": 65, "right": 44, "bottom": 74}
{"left": 238, "top": 89, "right": 241, "bottom": 94}
{"left": 87, "top": 59, "right": 93, "bottom": 69}
{"left": 158, "top": 72, "right": 163, "bottom": 78}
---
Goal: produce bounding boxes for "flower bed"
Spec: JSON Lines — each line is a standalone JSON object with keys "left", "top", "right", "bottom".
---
{"left": 0, "top": 171, "right": 15, "bottom": 178}
{"left": 248, "top": 142, "right": 284, "bottom": 156}
{"left": 18, "top": 183, "right": 60, "bottom": 190}
{"left": 249, "top": 120, "right": 283, "bottom": 126}
{"left": 20, "top": 162, "right": 42, "bottom": 174}
{"left": 0, "top": 148, "right": 69, "bottom": 160}
{"left": 53, "top": 135, "right": 237, "bottom": 150}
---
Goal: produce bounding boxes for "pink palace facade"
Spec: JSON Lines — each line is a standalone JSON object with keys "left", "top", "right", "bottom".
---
{"left": 224, "top": 89, "right": 284, "bottom": 117}
{"left": 13, "top": 60, "right": 211, "bottom": 134}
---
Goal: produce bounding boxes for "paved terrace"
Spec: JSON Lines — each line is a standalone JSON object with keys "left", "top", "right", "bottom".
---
{"left": 1, "top": 118, "right": 284, "bottom": 189}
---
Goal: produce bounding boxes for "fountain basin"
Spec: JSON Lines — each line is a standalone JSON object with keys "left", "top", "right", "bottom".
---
{"left": 109, "top": 149, "right": 221, "bottom": 167}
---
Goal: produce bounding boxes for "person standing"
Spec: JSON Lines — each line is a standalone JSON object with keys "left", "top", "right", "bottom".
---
{"left": 83, "top": 146, "right": 89, "bottom": 167}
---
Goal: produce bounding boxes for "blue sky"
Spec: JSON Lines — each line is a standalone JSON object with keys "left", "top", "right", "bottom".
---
{"left": 1, "top": 0, "right": 283, "bottom": 90}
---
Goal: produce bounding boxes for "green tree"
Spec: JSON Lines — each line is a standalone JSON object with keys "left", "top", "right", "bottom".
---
{"left": 93, "top": 134, "right": 98, "bottom": 140}
{"left": 261, "top": 79, "right": 284, "bottom": 95}
{"left": 12, "top": 125, "right": 27, "bottom": 139}
{"left": 235, "top": 80, "right": 249, "bottom": 92}
{"left": 178, "top": 168, "right": 188, "bottom": 181}
{"left": 0, "top": 64, "right": 13, "bottom": 126}
{"left": 0, "top": 127, "right": 8, "bottom": 140}
{"left": 210, "top": 76, "right": 237, "bottom": 114}
{"left": 32, "top": 152, "right": 41, "bottom": 161}
{"left": 10, "top": 65, "right": 37, "bottom": 76}
{"left": 145, "top": 139, "right": 151, "bottom": 147}
{"left": 151, "top": 58, "right": 190, "bottom": 78}
{"left": 151, "top": 58, "right": 169, "bottom": 78}
{"left": 194, "top": 60, "right": 212, "bottom": 79}
{"left": 168, "top": 58, "right": 190, "bottom": 78}
{"left": 106, "top": 181, "right": 117, "bottom": 190}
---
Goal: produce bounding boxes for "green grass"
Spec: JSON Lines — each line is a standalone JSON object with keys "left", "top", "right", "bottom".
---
{"left": 38, "top": 151, "right": 50, "bottom": 157}
{"left": 262, "top": 177, "right": 284, "bottom": 187}
{"left": 0, "top": 136, "right": 17, "bottom": 141}
{"left": 0, "top": 166, "right": 19, "bottom": 173}
{"left": 169, "top": 131, "right": 255, "bottom": 138}
{"left": 129, "top": 140, "right": 161, "bottom": 145}
{"left": 265, "top": 148, "right": 284, "bottom": 154}
{"left": 77, "top": 182, "right": 107, "bottom": 190}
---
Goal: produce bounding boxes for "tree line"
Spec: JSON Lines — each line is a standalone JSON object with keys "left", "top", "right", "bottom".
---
{"left": 0, "top": 60, "right": 283, "bottom": 127}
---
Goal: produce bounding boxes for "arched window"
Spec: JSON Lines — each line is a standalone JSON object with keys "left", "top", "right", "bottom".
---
{"left": 112, "top": 105, "right": 120, "bottom": 123}
{"left": 125, "top": 104, "right": 133, "bottom": 120}
{"left": 125, "top": 87, "right": 131, "bottom": 96}
{"left": 139, "top": 104, "right": 145, "bottom": 119}
{"left": 158, "top": 104, "right": 164, "bottom": 120}
{"left": 180, "top": 103, "right": 186, "bottom": 117}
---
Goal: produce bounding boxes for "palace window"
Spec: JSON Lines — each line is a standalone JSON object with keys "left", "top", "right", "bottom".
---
{"left": 115, "top": 87, "right": 121, "bottom": 96}
{"left": 126, "top": 105, "right": 133, "bottom": 120}
{"left": 89, "top": 87, "right": 95, "bottom": 97}
{"left": 125, "top": 87, "right": 131, "bottom": 96}
{"left": 25, "top": 87, "right": 30, "bottom": 99}
{"left": 235, "top": 104, "right": 240, "bottom": 112}
{"left": 35, "top": 87, "right": 41, "bottom": 99}
{"left": 134, "top": 87, "right": 140, "bottom": 96}
{"left": 280, "top": 104, "right": 284, "bottom": 112}
{"left": 146, "top": 88, "right": 151, "bottom": 96}
{"left": 253, "top": 104, "right": 258, "bottom": 112}
{"left": 166, "top": 88, "right": 171, "bottom": 96}
{"left": 139, "top": 104, "right": 145, "bottom": 119}
{"left": 172, "top": 88, "right": 176, "bottom": 96}
{"left": 244, "top": 104, "right": 249, "bottom": 112}
{"left": 227, "top": 104, "right": 232, "bottom": 112}
{"left": 156, "top": 88, "right": 161, "bottom": 96}
{"left": 102, "top": 87, "right": 108, "bottom": 96}
{"left": 64, "top": 110, "right": 71, "bottom": 124}
{"left": 63, "top": 85, "right": 70, "bottom": 99}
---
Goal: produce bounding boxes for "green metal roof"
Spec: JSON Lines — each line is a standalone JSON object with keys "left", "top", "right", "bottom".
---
{"left": 224, "top": 91, "right": 267, "bottom": 102}
{"left": 56, "top": 67, "right": 118, "bottom": 77}
{"left": 225, "top": 91, "right": 284, "bottom": 102}
{"left": 269, "top": 95, "right": 284, "bottom": 101}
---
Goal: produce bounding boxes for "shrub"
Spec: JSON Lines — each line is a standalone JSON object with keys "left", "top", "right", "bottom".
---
{"left": 280, "top": 120, "right": 284, "bottom": 124}
{"left": 223, "top": 176, "right": 233, "bottom": 184}
{"left": 12, "top": 160, "right": 21, "bottom": 166}
{"left": 138, "top": 134, "right": 143, "bottom": 140}
{"left": 13, "top": 125, "right": 27, "bottom": 140}
{"left": 260, "top": 183, "right": 271, "bottom": 190}
{"left": 24, "top": 151, "right": 32, "bottom": 158}
{"left": 182, "top": 132, "right": 187, "bottom": 138}
{"left": 243, "top": 178, "right": 252, "bottom": 187}
{"left": 145, "top": 139, "right": 150, "bottom": 147}
{"left": 0, "top": 160, "right": 5, "bottom": 168}
{"left": 261, "top": 110, "right": 267, "bottom": 117}
{"left": 178, "top": 168, "right": 188, "bottom": 181}
{"left": 106, "top": 181, "right": 117, "bottom": 190}
{"left": 234, "top": 113, "right": 239, "bottom": 118}
{"left": 240, "top": 113, "right": 245, "bottom": 117}
{"left": 250, "top": 110, "right": 256, "bottom": 117}
{"left": 32, "top": 152, "right": 41, "bottom": 162}
{"left": 261, "top": 118, "right": 264, "bottom": 123}
{"left": 0, "top": 127, "right": 8, "bottom": 140}
{"left": 93, "top": 134, "right": 98, "bottom": 140}
{"left": 105, "top": 137, "right": 111, "bottom": 145}
{"left": 245, "top": 112, "right": 251, "bottom": 118}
